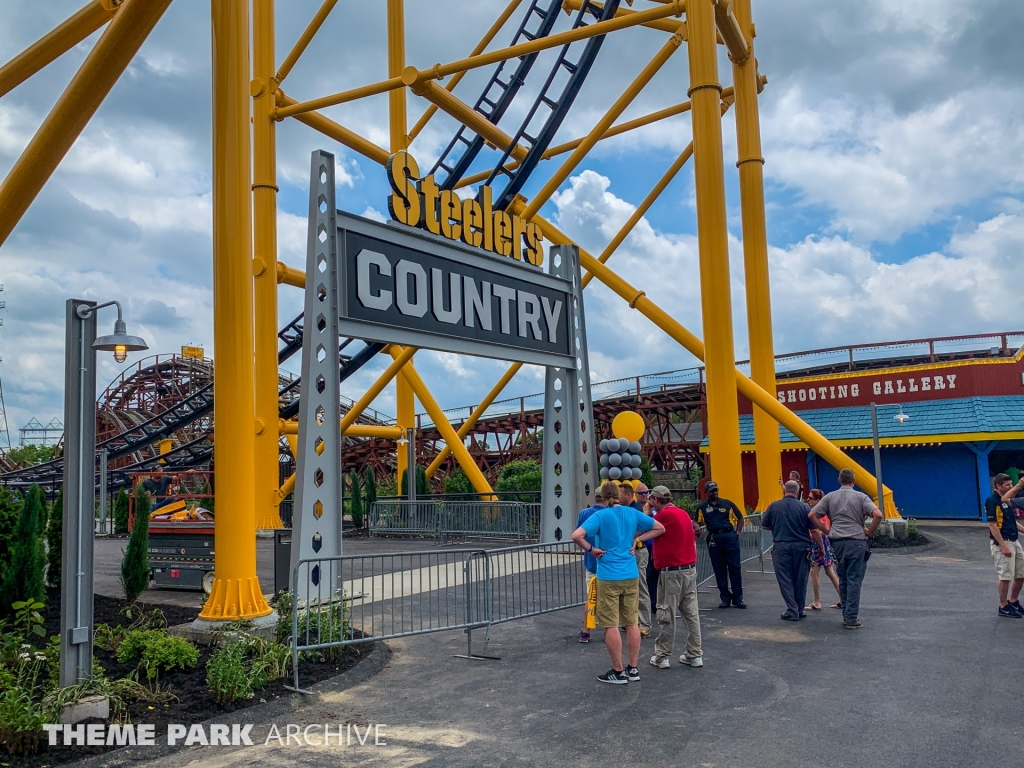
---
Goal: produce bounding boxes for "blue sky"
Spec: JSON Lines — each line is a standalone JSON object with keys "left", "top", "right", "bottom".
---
{"left": 0, "top": 0, "right": 1022, "bottom": 436}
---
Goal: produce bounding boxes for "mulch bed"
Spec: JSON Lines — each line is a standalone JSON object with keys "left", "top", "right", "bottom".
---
{"left": 870, "top": 532, "right": 930, "bottom": 549}
{"left": 7, "top": 591, "right": 374, "bottom": 768}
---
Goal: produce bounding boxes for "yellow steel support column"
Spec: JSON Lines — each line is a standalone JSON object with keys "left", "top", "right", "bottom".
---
{"left": 0, "top": 0, "right": 117, "bottom": 99}
{"left": 200, "top": 0, "right": 271, "bottom": 620}
{"left": 252, "top": 0, "right": 282, "bottom": 530}
{"left": 425, "top": 362, "right": 523, "bottom": 478}
{"left": 685, "top": 0, "right": 743, "bottom": 503}
{"left": 388, "top": 348, "right": 495, "bottom": 496}
{"left": 731, "top": 0, "right": 780, "bottom": 510}
{"left": 387, "top": 0, "right": 407, "bottom": 151}
{"left": 388, "top": 0, "right": 415, "bottom": 487}
{"left": 0, "top": 0, "right": 172, "bottom": 248}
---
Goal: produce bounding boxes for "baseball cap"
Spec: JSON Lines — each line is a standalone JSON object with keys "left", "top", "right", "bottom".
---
{"left": 650, "top": 485, "right": 672, "bottom": 500}
{"left": 704, "top": 481, "right": 719, "bottom": 492}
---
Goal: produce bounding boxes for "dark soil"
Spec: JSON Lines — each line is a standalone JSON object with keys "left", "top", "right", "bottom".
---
{"left": 7, "top": 591, "right": 376, "bottom": 768}
{"left": 870, "top": 532, "right": 930, "bottom": 549}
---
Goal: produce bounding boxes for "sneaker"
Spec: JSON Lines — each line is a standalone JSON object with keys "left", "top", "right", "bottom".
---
{"left": 680, "top": 656, "right": 703, "bottom": 668}
{"left": 732, "top": 599, "right": 747, "bottom": 609}
{"left": 843, "top": 619, "right": 863, "bottom": 629}
{"left": 597, "top": 669, "right": 628, "bottom": 685}
{"left": 999, "top": 605, "right": 1022, "bottom": 619}
{"left": 625, "top": 665, "right": 640, "bottom": 682}
{"left": 578, "top": 631, "right": 591, "bottom": 643}
{"left": 1011, "top": 601, "right": 1024, "bottom": 615}
{"left": 649, "top": 655, "right": 670, "bottom": 669}
{"left": 718, "top": 599, "right": 731, "bottom": 609}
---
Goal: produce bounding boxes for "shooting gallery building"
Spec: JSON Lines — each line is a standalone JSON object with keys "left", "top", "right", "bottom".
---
{"left": 724, "top": 334, "right": 1024, "bottom": 519}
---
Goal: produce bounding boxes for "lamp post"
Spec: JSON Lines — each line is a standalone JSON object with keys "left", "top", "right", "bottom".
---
{"left": 869, "top": 402, "right": 910, "bottom": 520}
{"left": 61, "top": 298, "right": 147, "bottom": 687}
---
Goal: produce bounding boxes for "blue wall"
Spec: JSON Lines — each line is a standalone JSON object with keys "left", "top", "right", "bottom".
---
{"left": 811, "top": 443, "right": 980, "bottom": 519}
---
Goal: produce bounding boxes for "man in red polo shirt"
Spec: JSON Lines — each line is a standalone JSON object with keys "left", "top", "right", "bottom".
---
{"left": 648, "top": 486, "right": 704, "bottom": 669}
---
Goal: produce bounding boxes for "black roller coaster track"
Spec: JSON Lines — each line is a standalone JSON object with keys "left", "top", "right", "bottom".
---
{"left": 430, "top": 0, "right": 620, "bottom": 208}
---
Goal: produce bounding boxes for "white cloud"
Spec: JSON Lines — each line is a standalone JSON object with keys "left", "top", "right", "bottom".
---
{"left": 761, "top": 85, "right": 1024, "bottom": 242}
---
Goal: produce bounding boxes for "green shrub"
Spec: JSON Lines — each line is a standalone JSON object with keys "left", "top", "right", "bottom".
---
{"left": 495, "top": 459, "right": 542, "bottom": 501}
{"left": 349, "top": 471, "right": 364, "bottom": 529}
{"left": 113, "top": 487, "right": 129, "bottom": 535}
{"left": 206, "top": 642, "right": 252, "bottom": 704}
{"left": 1, "top": 485, "right": 46, "bottom": 613}
{"left": 45, "top": 487, "right": 63, "bottom": 590}
{"left": 443, "top": 468, "right": 472, "bottom": 495}
{"left": 639, "top": 456, "right": 654, "bottom": 489}
{"left": 120, "top": 486, "right": 150, "bottom": 605}
{"left": 116, "top": 629, "right": 198, "bottom": 680}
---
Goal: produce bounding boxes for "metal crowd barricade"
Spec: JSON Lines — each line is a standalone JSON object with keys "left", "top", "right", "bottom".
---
{"left": 439, "top": 501, "right": 540, "bottom": 544}
{"left": 368, "top": 499, "right": 441, "bottom": 538}
{"left": 289, "top": 542, "right": 586, "bottom": 689}
{"left": 694, "top": 514, "right": 771, "bottom": 589}
{"left": 368, "top": 500, "right": 542, "bottom": 543}
{"left": 289, "top": 514, "right": 774, "bottom": 690}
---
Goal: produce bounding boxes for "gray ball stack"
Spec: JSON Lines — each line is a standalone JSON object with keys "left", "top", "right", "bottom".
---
{"left": 598, "top": 436, "right": 643, "bottom": 482}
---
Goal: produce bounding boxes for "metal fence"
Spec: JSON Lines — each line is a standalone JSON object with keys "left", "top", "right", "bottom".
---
{"left": 289, "top": 515, "right": 773, "bottom": 690}
{"left": 368, "top": 499, "right": 540, "bottom": 543}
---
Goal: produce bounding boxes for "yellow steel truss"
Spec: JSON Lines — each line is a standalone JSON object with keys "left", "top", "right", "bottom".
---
{"left": 0, "top": 0, "right": 901, "bottom": 619}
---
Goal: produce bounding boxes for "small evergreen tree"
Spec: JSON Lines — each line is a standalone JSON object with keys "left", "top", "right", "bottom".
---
{"left": 363, "top": 466, "right": 377, "bottom": 509}
{"left": 113, "top": 487, "right": 129, "bottom": 534}
{"left": 1, "top": 484, "right": 46, "bottom": 612}
{"left": 0, "top": 487, "right": 19, "bottom": 591}
{"left": 416, "top": 465, "right": 430, "bottom": 497}
{"left": 45, "top": 487, "right": 63, "bottom": 590}
{"left": 120, "top": 487, "right": 151, "bottom": 605}
{"left": 349, "top": 471, "right": 364, "bottom": 529}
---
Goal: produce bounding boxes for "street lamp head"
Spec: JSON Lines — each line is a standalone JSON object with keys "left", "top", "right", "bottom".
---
{"left": 93, "top": 318, "right": 148, "bottom": 363}
{"left": 77, "top": 301, "right": 148, "bottom": 363}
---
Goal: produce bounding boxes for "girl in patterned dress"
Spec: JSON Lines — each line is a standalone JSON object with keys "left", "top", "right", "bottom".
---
{"left": 805, "top": 488, "right": 842, "bottom": 611}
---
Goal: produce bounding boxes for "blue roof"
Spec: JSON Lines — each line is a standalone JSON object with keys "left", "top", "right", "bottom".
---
{"left": 702, "top": 396, "right": 1024, "bottom": 447}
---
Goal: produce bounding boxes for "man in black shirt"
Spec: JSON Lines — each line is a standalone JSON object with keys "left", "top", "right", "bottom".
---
{"left": 141, "top": 470, "right": 177, "bottom": 511}
{"left": 761, "top": 481, "right": 828, "bottom": 620}
{"left": 986, "top": 473, "right": 1024, "bottom": 618}
{"left": 696, "top": 481, "right": 746, "bottom": 609}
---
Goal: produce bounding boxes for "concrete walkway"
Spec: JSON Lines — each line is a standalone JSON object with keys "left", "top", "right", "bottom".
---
{"left": 80, "top": 523, "right": 1016, "bottom": 768}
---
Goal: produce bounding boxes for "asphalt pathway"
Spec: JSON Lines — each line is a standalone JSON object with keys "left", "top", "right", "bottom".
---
{"left": 79, "top": 524, "right": 1019, "bottom": 768}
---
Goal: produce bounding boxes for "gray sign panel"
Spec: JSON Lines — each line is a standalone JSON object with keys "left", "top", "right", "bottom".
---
{"left": 334, "top": 211, "right": 575, "bottom": 368}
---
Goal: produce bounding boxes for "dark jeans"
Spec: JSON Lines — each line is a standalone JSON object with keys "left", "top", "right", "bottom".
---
{"left": 831, "top": 538, "right": 869, "bottom": 622}
{"left": 707, "top": 531, "right": 742, "bottom": 602}
{"left": 772, "top": 541, "right": 812, "bottom": 618}
{"left": 646, "top": 557, "right": 660, "bottom": 613}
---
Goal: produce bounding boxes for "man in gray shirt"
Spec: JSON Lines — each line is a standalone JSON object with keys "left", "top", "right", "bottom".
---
{"left": 812, "top": 468, "right": 882, "bottom": 629}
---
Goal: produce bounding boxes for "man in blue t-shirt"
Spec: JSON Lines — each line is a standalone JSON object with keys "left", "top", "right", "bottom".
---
{"left": 572, "top": 481, "right": 665, "bottom": 685}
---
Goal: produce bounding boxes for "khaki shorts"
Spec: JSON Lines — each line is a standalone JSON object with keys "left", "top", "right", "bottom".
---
{"left": 595, "top": 578, "right": 640, "bottom": 628}
{"left": 991, "top": 540, "right": 1024, "bottom": 580}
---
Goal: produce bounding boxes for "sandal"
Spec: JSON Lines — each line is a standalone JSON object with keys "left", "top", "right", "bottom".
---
{"left": 804, "top": 604, "right": 823, "bottom": 611}
{"left": 830, "top": 602, "right": 843, "bottom": 609}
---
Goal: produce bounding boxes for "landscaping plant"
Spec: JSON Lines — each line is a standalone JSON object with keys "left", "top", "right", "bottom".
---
{"left": 113, "top": 486, "right": 130, "bottom": 534}
{"left": 349, "top": 470, "right": 364, "bottom": 528}
{"left": 46, "top": 486, "right": 63, "bottom": 590}
{"left": 363, "top": 466, "right": 377, "bottom": 509}
{"left": 120, "top": 486, "right": 151, "bottom": 606}
{"left": 1, "top": 484, "right": 46, "bottom": 614}
{"left": 116, "top": 629, "right": 199, "bottom": 681}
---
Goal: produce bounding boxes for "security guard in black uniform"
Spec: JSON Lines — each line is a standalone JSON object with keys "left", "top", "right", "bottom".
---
{"left": 696, "top": 481, "right": 746, "bottom": 609}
